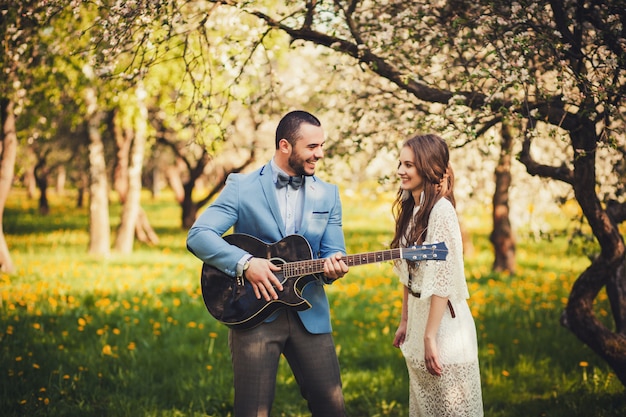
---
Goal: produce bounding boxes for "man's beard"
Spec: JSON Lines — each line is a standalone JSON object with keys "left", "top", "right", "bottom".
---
{"left": 288, "top": 153, "right": 313, "bottom": 177}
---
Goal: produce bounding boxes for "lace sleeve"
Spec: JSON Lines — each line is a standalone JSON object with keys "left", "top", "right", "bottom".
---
{"left": 410, "top": 198, "right": 469, "bottom": 301}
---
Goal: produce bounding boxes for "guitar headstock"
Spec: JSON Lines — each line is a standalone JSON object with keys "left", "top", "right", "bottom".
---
{"left": 402, "top": 241, "right": 448, "bottom": 261}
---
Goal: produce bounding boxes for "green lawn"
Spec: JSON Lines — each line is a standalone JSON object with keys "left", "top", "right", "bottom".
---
{"left": 1, "top": 188, "right": 624, "bottom": 416}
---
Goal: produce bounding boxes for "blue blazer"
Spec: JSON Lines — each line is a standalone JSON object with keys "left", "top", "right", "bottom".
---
{"left": 187, "top": 162, "right": 346, "bottom": 334}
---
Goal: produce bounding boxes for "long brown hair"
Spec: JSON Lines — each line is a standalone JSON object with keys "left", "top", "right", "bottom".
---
{"left": 391, "top": 134, "right": 456, "bottom": 249}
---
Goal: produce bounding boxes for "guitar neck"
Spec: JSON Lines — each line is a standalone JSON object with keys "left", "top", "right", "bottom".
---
{"left": 281, "top": 249, "right": 404, "bottom": 278}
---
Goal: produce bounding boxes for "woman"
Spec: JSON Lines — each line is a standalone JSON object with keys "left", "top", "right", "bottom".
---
{"left": 392, "top": 134, "right": 483, "bottom": 416}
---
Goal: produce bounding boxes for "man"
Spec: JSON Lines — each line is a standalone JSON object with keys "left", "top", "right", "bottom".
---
{"left": 187, "top": 110, "right": 349, "bottom": 417}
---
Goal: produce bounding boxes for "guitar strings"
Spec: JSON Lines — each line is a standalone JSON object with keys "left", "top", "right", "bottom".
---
{"left": 281, "top": 246, "right": 446, "bottom": 278}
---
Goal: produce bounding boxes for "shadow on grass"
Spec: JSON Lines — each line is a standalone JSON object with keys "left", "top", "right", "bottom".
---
{"left": 488, "top": 391, "right": 626, "bottom": 417}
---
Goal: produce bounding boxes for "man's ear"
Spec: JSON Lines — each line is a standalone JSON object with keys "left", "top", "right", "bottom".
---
{"left": 278, "top": 138, "right": 291, "bottom": 154}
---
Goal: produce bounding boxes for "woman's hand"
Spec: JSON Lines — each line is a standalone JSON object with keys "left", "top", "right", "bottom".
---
{"left": 424, "top": 336, "right": 443, "bottom": 376}
{"left": 393, "top": 321, "right": 407, "bottom": 348}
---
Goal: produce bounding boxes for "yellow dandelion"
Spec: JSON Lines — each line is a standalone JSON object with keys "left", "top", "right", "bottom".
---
{"left": 206, "top": 365, "right": 213, "bottom": 371}
{"left": 187, "top": 321, "right": 198, "bottom": 328}
{"left": 102, "top": 345, "right": 113, "bottom": 356}
{"left": 209, "top": 332, "right": 218, "bottom": 338}
{"left": 77, "top": 318, "right": 86, "bottom": 327}
{"left": 127, "top": 342, "right": 136, "bottom": 351}
{"left": 63, "top": 374, "right": 70, "bottom": 380}
{"left": 377, "top": 310, "right": 390, "bottom": 321}
{"left": 502, "top": 370, "right": 510, "bottom": 377}
{"left": 579, "top": 361, "right": 589, "bottom": 367}
{"left": 112, "top": 328, "right": 120, "bottom": 335}
{"left": 33, "top": 363, "right": 40, "bottom": 369}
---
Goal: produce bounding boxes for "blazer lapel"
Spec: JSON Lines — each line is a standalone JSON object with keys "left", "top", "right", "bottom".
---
{"left": 259, "top": 163, "right": 287, "bottom": 237}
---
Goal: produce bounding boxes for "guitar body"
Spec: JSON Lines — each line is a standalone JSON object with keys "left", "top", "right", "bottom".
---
{"left": 200, "top": 234, "right": 317, "bottom": 330}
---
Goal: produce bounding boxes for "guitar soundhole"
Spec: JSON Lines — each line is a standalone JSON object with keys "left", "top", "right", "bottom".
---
{"left": 270, "top": 257, "right": 288, "bottom": 285}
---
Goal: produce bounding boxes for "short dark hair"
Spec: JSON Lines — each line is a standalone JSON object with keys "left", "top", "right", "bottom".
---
{"left": 275, "top": 110, "right": 321, "bottom": 149}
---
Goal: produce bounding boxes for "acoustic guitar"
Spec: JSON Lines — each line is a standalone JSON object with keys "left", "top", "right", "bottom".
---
{"left": 200, "top": 233, "right": 448, "bottom": 330}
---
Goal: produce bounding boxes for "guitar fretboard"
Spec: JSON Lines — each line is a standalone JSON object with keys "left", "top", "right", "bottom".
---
{"left": 281, "top": 249, "right": 404, "bottom": 278}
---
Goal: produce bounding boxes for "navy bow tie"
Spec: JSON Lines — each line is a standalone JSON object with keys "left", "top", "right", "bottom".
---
{"left": 276, "top": 173, "right": 304, "bottom": 190}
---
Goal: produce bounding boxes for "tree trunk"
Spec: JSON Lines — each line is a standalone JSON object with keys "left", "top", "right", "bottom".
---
{"left": 85, "top": 86, "right": 110, "bottom": 256}
{"left": 111, "top": 108, "right": 131, "bottom": 199}
{"left": 76, "top": 170, "right": 88, "bottom": 209}
{"left": 151, "top": 167, "right": 165, "bottom": 198}
{"left": 115, "top": 85, "right": 148, "bottom": 253}
{"left": 166, "top": 162, "right": 185, "bottom": 203}
{"left": 0, "top": 98, "right": 17, "bottom": 273}
{"left": 135, "top": 208, "right": 159, "bottom": 245}
{"left": 34, "top": 156, "right": 50, "bottom": 215}
{"left": 562, "top": 258, "right": 626, "bottom": 385}
{"left": 56, "top": 165, "right": 66, "bottom": 195}
{"left": 182, "top": 181, "right": 199, "bottom": 230}
{"left": 490, "top": 122, "right": 516, "bottom": 274}
{"left": 561, "top": 126, "right": 626, "bottom": 385}
{"left": 24, "top": 145, "right": 37, "bottom": 199}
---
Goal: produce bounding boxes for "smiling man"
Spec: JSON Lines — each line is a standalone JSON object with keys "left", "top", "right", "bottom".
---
{"left": 186, "top": 110, "right": 349, "bottom": 417}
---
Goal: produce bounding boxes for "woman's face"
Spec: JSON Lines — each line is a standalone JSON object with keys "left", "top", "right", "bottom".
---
{"left": 398, "top": 146, "right": 424, "bottom": 197}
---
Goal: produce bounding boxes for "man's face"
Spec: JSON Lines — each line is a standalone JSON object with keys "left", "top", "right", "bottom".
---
{"left": 287, "top": 123, "right": 325, "bottom": 177}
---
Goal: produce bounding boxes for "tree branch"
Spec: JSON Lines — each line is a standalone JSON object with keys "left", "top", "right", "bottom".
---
{"left": 518, "top": 128, "right": 574, "bottom": 184}
{"left": 607, "top": 200, "right": 626, "bottom": 224}
{"left": 249, "top": 10, "right": 481, "bottom": 107}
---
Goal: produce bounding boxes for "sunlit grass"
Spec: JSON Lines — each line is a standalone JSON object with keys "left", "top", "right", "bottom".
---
{"left": 1, "top": 188, "right": 625, "bottom": 416}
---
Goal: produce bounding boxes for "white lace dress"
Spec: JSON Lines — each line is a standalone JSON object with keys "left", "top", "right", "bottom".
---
{"left": 395, "top": 198, "right": 483, "bottom": 417}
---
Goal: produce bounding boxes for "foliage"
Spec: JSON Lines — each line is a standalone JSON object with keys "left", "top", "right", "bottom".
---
{"left": 1, "top": 188, "right": 625, "bottom": 416}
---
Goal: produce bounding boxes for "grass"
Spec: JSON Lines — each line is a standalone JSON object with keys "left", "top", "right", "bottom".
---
{"left": 1, "top": 187, "right": 625, "bottom": 416}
